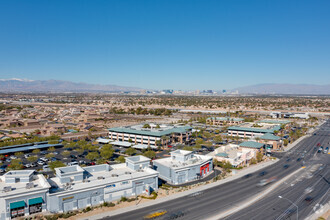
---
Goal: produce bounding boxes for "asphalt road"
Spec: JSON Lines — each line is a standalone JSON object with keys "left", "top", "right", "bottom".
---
{"left": 223, "top": 154, "right": 329, "bottom": 220}
{"left": 104, "top": 120, "right": 330, "bottom": 220}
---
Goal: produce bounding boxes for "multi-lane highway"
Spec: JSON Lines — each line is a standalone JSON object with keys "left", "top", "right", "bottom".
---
{"left": 103, "top": 120, "right": 330, "bottom": 220}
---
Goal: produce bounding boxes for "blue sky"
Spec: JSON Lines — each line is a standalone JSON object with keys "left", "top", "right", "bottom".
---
{"left": 0, "top": 0, "right": 329, "bottom": 90}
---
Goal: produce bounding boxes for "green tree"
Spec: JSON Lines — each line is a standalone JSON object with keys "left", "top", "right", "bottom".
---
{"left": 214, "top": 135, "right": 223, "bottom": 142}
{"left": 32, "top": 149, "right": 40, "bottom": 155}
{"left": 143, "top": 150, "right": 156, "bottom": 159}
{"left": 283, "top": 139, "right": 289, "bottom": 146}
{"left": 48, "top": 140, "right": 58, "bottom": 144}
{"left": 49, "top": 161, "right": 65, "bottom": 171}
{"left": 125, "top": 148, "right": 136, "bottom": 156}
{"left": 116, "top": 155, "right": 126, "bottom": 163}
{"left": 256, "top": 152, "right": 263, "bottom": 163}
{"left": 8, "top": 159, "right": 24, "bottom": 170}
{"left": 27, "top": 156, "right": 38, "bottom": 163}
{"left": 100, "top": 149, "right": 114, "bottom": 160}
{"left": 46, "top": 153, "right": 55, "bottom": 159}
{"left": 86, "top": 152, "right": 99, "bottom": 161}
{"left": 48, "top": 146, "right": 56, "bottom": 152}
{"left": 61, "top": 151, "right": 70, "bottom": 158}
{"left": 14, "top": 152, "right": 24, "bottom": 158}
{"left": 142, "top": 124, "right": 151, "bottom": 129}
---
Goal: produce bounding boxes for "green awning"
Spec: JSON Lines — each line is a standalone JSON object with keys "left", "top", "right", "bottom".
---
{"left": 10, "top": 201, "right": 25, "bottom": 209}
{"left": 28, "top": 197, "right": 43, "bottom": 205}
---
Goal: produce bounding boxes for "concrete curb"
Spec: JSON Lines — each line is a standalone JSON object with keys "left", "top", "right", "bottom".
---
{"left": 87, "top": 159, "right": 278, "bottom": 220}
{"left": 209, "top": 167, "right": 304, "bottom": 220}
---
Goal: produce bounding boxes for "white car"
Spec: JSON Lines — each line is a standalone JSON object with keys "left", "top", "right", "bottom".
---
{"left": 40, "top": 157, "right": 48, "bottom": 162}
{"left": 68, "top": 162, "right": 78, "bottom": 166}
{"left": 24, "top": 154, "right": 31, "bottom": 159}
{"left": 10, "top": 155, "right": 17, "bottom": 159}
{"left": 37, "top": 161, "right": 45, "bottom": 166}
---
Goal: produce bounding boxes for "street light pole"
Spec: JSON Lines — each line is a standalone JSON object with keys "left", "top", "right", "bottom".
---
{"left": 278, "top": 195, "right": 298, "bottom": 220}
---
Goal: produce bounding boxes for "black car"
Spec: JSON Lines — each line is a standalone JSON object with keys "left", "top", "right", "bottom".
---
{"left": 259, "top": 171, "right": 267, "bottom": 176}
{"left": 165, "top": 211, "right": 185, "bottom": 220}
{"left": 243, "top": 173, "right": 253, "bottom": 178}
{"left": 283, "top": 164, "right": 290, "bottom": 169}
{"left": 297, "top": 158, "right": 301, "bottom": 162}
{"left": 305, "top": 196, "right": 313, "bottom": 202}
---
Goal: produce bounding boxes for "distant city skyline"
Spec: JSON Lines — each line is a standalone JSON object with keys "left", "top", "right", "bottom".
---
{"left": 0, "top": 0, "right": 329, "bottom": 90}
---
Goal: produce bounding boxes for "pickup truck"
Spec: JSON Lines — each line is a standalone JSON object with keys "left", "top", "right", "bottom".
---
{"left": 257, "top": 176, "right": 277, "bottom": 186}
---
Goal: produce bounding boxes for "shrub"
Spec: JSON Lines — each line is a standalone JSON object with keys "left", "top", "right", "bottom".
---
{"left": 120, "top": 196, "right": 128, "bottom": 202}
{"left": 141, "top": 191, "right": 158, "bottom": 200}
{"left": 102, "top": 201, "right": 116, "bottom": 207}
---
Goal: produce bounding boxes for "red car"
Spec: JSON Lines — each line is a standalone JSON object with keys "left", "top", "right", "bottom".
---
{"left": 317, "top": 143, "right": 321, "bottom": 147}
{"left": 168, "top": 145, "right": 172, "bottom": 148}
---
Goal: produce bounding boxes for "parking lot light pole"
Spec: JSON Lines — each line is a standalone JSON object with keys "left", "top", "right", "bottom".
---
{"left": 278, "top": 195, "right": 298, "bottom": 220}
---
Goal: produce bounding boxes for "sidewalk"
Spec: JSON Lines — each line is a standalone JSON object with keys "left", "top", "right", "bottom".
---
{"left": 87, "top": 159, "right": 278, "bottom": 220}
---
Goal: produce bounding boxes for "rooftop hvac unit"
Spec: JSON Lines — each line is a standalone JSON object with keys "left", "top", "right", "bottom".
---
{"left": 26, "top": 182, "right": 34, "bottom": 189}
{"left": 3, "top": 186, "right": 12, "bottom": 192}
{"left": 111, "top": 174, "right": 119, "bottom": 177}
{"left": 97, "top": 176, "right": 105, "bottom": 180}
{"left": 83, "top": 179, "right": 89, "bottom": 183}
{"left": 125, "top": 172, "right": 132, "bottom": 175}
{"left": 137, "top": 169, "right": 144, "bottom": 172}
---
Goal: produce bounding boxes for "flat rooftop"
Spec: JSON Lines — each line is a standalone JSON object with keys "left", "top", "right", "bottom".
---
{"left": 109, "top": 124, "right": 192, "bottom": 137}
{"left": 207, "top": 117, "right": 244, "bottom": 122}
{"left": 49, "top": 164, "right": 158, "bottom": 194}
{"left": 228, "top": 122, "right": 281, "bottom": 133}
{"left": 0, "top": 174, "right": 50, "bottom": 196}
{"left": 154, "top": 154, "right": 212, "bottom": 169}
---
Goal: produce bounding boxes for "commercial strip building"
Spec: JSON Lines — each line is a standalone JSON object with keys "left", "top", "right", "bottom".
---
{"left": 0, "top": 170, "right": 50, "bottom": 219}
{"left": 0, "top": 156, "right": 158, "bottom": 219}
{"left": 153, "top": 150, "right": 213, "bottom": 185}
{"left": 227, "top": 122, "right": 281, "bottom": 138}
{"left": 206, "top": 117, "right": 244, "bottom": 126}
{"left": 108, "top": 124, "right": 192, "bottom": 147}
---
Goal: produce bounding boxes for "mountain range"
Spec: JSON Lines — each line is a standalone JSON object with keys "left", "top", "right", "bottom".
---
{"left": 231, "top": 83, "right": 330, "bottom": 95}
{"left": 0, "top": 79, "right": 329, "bottom": 95}
{"left": 0, "top": 79, "right": 141, "bottom": 93}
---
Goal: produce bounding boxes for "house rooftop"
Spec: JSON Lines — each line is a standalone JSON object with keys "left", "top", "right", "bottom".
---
{"left": 260, "top": 133, "right": 281, "bottom": 141}
{"left": 239, "top": 141, "right": 264, "bottom": 149}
